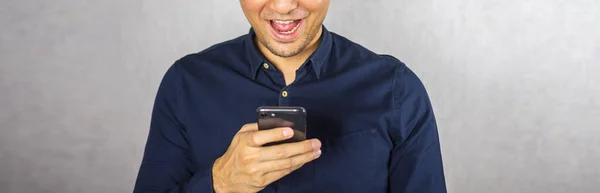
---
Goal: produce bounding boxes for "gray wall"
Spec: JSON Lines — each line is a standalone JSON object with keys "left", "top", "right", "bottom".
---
{"left": 1, "top": 0, "right": 598, "bottom": 192}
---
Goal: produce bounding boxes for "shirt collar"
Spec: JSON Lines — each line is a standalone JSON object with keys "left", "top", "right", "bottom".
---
{"left": 245, "top": 25, "right": 333, "bottom": 79}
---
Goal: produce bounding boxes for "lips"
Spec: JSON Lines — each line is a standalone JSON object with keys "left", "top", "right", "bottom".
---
{"left": 271, "top": 20, "right": 301, "bottom": 34}
{"left": 268, "top": 19, "right": 304, "bottom": 42}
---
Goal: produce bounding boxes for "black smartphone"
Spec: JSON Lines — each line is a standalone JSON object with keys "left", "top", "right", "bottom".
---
{"left": 257, "top": 106, "right": 307, "bottom": 146}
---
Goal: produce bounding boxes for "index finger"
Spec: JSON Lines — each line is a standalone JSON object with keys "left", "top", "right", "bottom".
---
{"left": 247, "top": 127, "right": 294, "bottom": 147}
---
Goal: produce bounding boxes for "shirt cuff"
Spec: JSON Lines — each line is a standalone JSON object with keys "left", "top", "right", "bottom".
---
{"left": 189, "top": 165, "right": 215, "bottom": 193}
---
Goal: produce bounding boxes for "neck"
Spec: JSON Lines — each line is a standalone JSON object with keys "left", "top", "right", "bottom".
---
{"left": 257, "top": 27, "right": 323, "bottom": 85}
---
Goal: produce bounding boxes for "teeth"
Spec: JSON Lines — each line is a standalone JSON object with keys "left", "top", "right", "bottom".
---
{"left": 271, "top": 20, "right": 301, "bottom": 34}
{"left": 274, "top": 20, "right": 294, "bottom": 24}
{"left": 280, "top": 23, "right": 300, "bottom": 34}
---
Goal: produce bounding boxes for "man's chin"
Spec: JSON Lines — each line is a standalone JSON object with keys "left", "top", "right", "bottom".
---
{"left": 258, "top": 37, "right": 306, "bottom": 58}
{"left": 270, "top": 49, "right": 302, "bottom": 58}
{"left": 266, "top": 45, "right": 304, "bottom": 58}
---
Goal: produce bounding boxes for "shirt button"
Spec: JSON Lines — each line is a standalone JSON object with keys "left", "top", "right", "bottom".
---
{"left": 281, "top": 90, "right": 288, "bottom": 97}
{"left": 263, "top": 63, "right": 269, "bottom": 69}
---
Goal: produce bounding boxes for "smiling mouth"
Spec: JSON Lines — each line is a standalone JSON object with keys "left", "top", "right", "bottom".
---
{"left": 270, "top": 19, "right": 302, "bottom": 34}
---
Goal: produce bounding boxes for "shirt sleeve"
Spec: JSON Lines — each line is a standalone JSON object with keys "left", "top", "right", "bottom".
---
{"left": 133, "top": 61, "right": 215, "bottom": 193}
{"left": 388, "top": 63, "right": 447, "bottom": 193}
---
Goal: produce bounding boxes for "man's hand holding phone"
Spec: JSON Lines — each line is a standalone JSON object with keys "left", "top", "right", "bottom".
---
{"left": 211, "top": 123, "right": 322, "bottom": 193}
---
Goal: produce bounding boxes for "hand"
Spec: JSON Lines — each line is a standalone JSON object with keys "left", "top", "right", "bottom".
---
{"left": 211, "top": 123, "right": 322, "bottom": 193}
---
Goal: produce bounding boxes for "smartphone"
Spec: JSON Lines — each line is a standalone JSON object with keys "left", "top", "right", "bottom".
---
{"left": 257, "top": 106, "right": 307, "bottom": 146}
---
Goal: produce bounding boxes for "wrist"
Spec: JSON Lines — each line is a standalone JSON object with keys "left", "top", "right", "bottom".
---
{"left": 212, "top": 157, "right": 227, "bottom": 193}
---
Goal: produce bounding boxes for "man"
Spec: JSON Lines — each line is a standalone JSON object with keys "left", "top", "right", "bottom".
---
{"left": 133, "top": 0, "right": 446, "bottom": 193}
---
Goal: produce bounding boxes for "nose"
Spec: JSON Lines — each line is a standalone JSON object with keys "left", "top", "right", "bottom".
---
{"left": 269, "top": 0, "right": 298, "bottom": 14}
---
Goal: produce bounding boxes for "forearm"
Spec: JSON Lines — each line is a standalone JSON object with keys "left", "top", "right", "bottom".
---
{"left": 388, "top": 128, "right": 446, "bottom": 193}
{"left": 134, "top": 162, "right": 216, "bottom": 193}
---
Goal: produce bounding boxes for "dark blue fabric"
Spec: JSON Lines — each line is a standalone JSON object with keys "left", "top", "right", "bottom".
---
{"left": 133, "top": 26, "right": 446, "bottom": 193}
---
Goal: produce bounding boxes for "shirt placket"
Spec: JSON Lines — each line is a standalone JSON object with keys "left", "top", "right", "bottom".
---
{"left": 261, "top": 61, "right": 314, "bottom": 193}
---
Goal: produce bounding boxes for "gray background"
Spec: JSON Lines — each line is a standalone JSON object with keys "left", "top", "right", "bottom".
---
{"left": 1, "top": 0, "right": 599, "bottom": 192}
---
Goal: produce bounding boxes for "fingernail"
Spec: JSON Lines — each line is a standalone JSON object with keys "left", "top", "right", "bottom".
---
{"left": 311, "top": 139, "right": 321, "bottom": 149}
{"left": 282, "top": 128, "right": 293, "bottom": 137}
{"left": 314, "top": 149, "right": 322, "bottom": 158}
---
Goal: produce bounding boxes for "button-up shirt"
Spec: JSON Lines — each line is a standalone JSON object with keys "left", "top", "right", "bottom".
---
{"left": 133, "top": 26, "right": 446, "bottom": 193}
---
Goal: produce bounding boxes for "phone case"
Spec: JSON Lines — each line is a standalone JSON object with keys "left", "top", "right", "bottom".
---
{"left": 256, "top": 106, "right": 307, "bottom": 146}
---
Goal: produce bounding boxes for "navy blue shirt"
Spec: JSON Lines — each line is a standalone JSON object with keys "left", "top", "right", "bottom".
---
{"left": 133, "top": 26, "right": 446, "bottom": 193}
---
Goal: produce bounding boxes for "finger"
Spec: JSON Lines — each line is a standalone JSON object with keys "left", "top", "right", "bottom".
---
{"left": 238, "top": 123, "right": 258, "bottom": 133}
{"left": 260, "top": 149, "right": 322, "bottom": 174}
{"left": 259, "top": 139, "right": 321, "bottom": 161}
{"left": 260, "top": 169, "right": 292, "bottom": 186}
{"left": 247, "top": 127, "right": 294, "bottom": 147}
